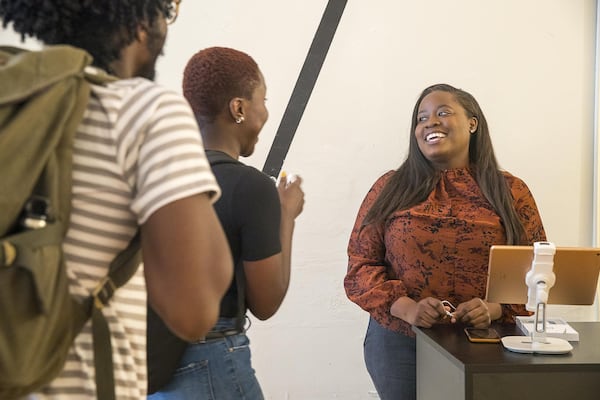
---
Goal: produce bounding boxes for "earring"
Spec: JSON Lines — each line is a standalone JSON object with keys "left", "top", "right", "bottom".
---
{"left": 470, "top": 128, "right": 476, "bottom": 133}
{"left": 235, "top": 116, "right": 244, "bottom": 124}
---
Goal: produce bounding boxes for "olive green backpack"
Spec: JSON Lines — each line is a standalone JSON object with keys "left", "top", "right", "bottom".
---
{"left": 0, "top": 45, "right": 141, "bottom": 400}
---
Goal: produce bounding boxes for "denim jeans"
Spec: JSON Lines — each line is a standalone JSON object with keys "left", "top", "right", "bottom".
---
{"left": 364, "top": 317, "right": 416, "bottom": 400}
{"left": 148, "top": 317, "right": 264, "bottom": 400}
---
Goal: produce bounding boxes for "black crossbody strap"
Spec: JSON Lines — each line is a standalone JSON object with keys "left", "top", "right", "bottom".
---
{"left": 205, "top": 150, "right": 240, "bottom": 167}
{"left": 233, "top": 264, "right": 246, "bottom": 332}
{"left": 205, "top": 150, "right": 246, "bottom": 332}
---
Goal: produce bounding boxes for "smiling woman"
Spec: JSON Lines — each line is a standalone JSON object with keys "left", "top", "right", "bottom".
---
{"left": 415, "top": 90, "right": 477, "bottom": 170}
{"left": 148, "top": 46, "right": 305, "bottom": 400}
{"left": 344, "top": 83, "right": 547, "bottom": 400}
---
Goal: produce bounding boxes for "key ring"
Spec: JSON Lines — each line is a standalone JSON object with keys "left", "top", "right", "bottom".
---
{"left": 441, "top": 300, "right": 456, "bottom": 318}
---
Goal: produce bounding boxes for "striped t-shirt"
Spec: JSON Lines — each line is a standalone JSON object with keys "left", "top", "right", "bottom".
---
{"left": 31, "top": 77, "right": 220, "bottom": 399}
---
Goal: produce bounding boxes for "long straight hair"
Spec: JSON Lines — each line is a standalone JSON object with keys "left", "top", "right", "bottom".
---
{"left": 362, "top": 84, "right": 525, "bottom": 245}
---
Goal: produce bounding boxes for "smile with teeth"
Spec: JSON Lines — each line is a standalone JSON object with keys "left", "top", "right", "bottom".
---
{"left": 425, "top": 132, "right": 447, "bottom": 142}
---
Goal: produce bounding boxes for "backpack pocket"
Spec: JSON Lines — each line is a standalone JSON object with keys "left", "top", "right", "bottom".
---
{"left": 0, "top": 222, "right": 79, "bottom": 399}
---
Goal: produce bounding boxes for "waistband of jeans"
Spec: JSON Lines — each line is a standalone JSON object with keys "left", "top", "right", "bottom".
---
{"left": 192, "top": 328, "right": 243, "bottom": 344}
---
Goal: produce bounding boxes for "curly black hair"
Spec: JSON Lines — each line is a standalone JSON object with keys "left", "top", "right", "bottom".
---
{"left": 0, "top": 0, "right": 172, "bottom": 72}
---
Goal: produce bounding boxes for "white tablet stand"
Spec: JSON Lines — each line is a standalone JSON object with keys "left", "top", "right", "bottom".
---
{"left": 501, "top": 242, "right": 573, "bottom": 354}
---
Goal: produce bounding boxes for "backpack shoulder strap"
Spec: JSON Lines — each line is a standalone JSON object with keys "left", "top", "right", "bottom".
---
{"left": 85, "top": 232, "right": 141, "bottom": 400}
{"left": 0, "top": 45, "right": 93, "bottom": 103}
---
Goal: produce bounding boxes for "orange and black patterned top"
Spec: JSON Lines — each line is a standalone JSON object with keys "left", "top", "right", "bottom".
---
{"left": 345, "top": 168, "right": 546, "bottom": 337}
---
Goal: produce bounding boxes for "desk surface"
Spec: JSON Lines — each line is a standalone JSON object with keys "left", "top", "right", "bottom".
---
{"left": 413, "top": 322, "right": 600, "bottom": 373}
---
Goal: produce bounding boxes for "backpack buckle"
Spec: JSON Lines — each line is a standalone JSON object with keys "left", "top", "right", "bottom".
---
{"left": 1, "top": 241, "right": 17, "bottom": 267}
{"left": 92, "top": 276, "right": 117, "bottom": 309}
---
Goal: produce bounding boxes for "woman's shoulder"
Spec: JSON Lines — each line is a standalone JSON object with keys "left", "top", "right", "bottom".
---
{"left": 372, "top": 170, "right": 396, "bottom": 189}
{"left": 501, "top": 169, "right": 522, "bottom": 183}
{"left": 235, "top": 163, "right": 278, "bottom": 191}
{"left": 500, "top": 170, "right": 533, "bottom": 193}
{"left": 354, "top": 170, "right": 395, "bottom": 207}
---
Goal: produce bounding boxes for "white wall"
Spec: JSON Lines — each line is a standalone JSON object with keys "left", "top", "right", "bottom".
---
{"left": 2, "top": 1, "right": 598, "bottom": 398}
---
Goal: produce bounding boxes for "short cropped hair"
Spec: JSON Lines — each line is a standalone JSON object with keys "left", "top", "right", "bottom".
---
{"left": 183, "top": 46, "right": 260, "bottom": 125}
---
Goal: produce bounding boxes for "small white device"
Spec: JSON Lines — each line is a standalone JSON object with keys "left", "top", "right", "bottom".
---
{"left": 501, "top": 242, "right": 573, "bottom": 354}
{"left": 275, "top": 171, "right": 298, "bottom": 187}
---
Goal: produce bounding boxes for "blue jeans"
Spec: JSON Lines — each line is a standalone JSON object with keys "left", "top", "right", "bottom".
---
{"left": 148, "top": 318, "right": 264, "bottom": 400}
{"left": 364, "top": 317, "right": 416, "bottom": 400}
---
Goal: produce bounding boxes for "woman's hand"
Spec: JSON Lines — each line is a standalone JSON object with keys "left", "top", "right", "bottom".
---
{"left": 277, "top": 172, "right": 305, "bottom": 220}
{"left": 391, "top": 297, "right": 447, "bottom": 328}
{"left": 452, "top": 298, "right": 496, "bottom": 328}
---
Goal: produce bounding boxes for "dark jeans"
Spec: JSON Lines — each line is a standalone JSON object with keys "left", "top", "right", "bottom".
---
{"left": 364, "top": 317, "right": 416, "bottom": 400}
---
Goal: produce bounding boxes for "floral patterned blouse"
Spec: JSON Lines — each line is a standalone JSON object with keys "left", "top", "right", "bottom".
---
{"left": 345, "top": 168, "right": 546, "bottom": 337}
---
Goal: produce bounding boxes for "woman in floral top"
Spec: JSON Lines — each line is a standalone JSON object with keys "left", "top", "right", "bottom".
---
{"left": 344, "top": 83, "right": 546, "bottom": 400}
